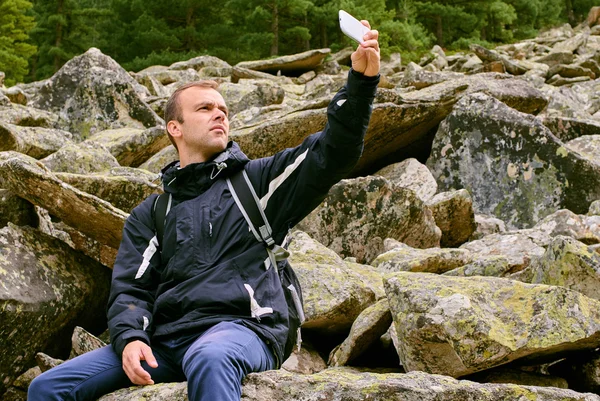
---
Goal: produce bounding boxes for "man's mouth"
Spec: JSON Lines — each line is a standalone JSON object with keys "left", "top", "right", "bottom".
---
{"left": 211, "top": 125, "right": 226, "bottom": 133}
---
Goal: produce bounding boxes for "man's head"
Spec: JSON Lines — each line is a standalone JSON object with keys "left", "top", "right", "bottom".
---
{"left": 164, "top": 80, "right": 230, "bottom": 166}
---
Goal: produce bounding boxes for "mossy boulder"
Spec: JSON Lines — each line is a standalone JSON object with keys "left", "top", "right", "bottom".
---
{"left": 0, "top": 224, "right": 111, "bottom": 395}
{"left": 30, "top": 48, "right": 162, "bottom": 140}
{"left": 0, "top": 121, "right": 72, "bottom": 159}
{"left": 0, "top": 152, "right": 128, "bottom": 249}
{"left": 427, "top": 92, "right": 600, "bottom": 229}
{"left": 219, "top": 81, "right": 285, "bottom": 117}
{"left": 372, "top": 242, "right": 472, "bottom": 274}
{"left": 328, "top": 298, "right": 393, "bottom": 367}
{"left": 470, "top": 214, "right": 507, "bottom": 240}
{"left": 281, "top": 342, "right": 327, "bottom": 375}
{"left": 0, "top": 104, "right": 61, "bottom": 129}
{"left": 85, "top": 126, "right": 169, "bottom": 167}
{"left": 41, "top": 142, "right": 120, "bottom": 174}
{"left": 443, "top": 256, "right": 513, "bottom": 278}
{"left": 138, "top": 144, "right": 178, "bottom": 174}
{"left": 55, "top": 167, "right": 161, "bottom": 213}
{"left": 525, "top": 236, "right": 600, "bottom": 300}
{"left": 297, "top": 176, "right": 441, "bottom": 264}
{"left": 524, "top": 209, "right": 600, "bottom": 246}
{"left": 542, "top": 116, "right": 600, "bottom": 142}
{"left": 384, "top": 271, "right": 600, "bottom": 378}
{"left": 235, "top": 49, "right": 330, "bottom": 76}
{"left": 426, "top": 189, "right": 476, "bottom": 247}
{"left": 287, "top": 231, "right": 381, "bottom": 335}
{"left": 590, "top": 200, "right": 600, "bottom": 215}
{"left": 567, "top": 134, "right": 600, "bottom": 162}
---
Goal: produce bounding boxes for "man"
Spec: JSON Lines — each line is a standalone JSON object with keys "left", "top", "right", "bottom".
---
{"left": 28, "top": 21, "right": 380, "bottom": 401}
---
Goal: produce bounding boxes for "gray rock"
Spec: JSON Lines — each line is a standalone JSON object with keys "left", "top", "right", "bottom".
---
{"left": 55, "top": 167, "right": 161, "bottom": 213}
{"left": 11, "top": 366, "right": 41, "bottom": 390}
{"left": 138, "top": 144, "right": 178, "bottom": 173}
{"left": 2, "top": 86, "right": 27, "bottom": 105}
{"left": 287, "top": 231, "right": 381, "bottom": 334}
{"left": 524, "top": 209, "right": 600, "bottom": 246}
{"left": 466, "top": 366, "right": 568, "bottom": 388}
{"left": 374, "top": 158, "right": 437, "bottom": 201}
{"left": 35, "top": 352, "right": 64, "bottom": 372}
{"left": 550, "top": 351, "right": 600, "bottom": 394}
{"left": 0, "top": 189, "right": 37, "bottom": 228}
{"left": 85, "top": 126, "right": 169, "bottom": 167}
{"left": 297, "top": 176, "right": 441, "bottom": 264}
{"left": 547, "top": 74, "right": 591, "bottom": 86}
{"left": 542, "top": 116, "right": 600, "bottom": 142}
{"left": 30, "top": 48, "right": 162, "bottom": 140}
{"left": 547, "top": 64, "right": 596, "bottom": 80}
{"left": 0, "top": 104, "right": 61, "bottom": 129}
{"left": 328, "top": 298, "right": 393, "bottom": 367}
{"left": 443, "top": 256, "right": 513, "bottom": 277}
{"left": 460, "top": 233, "right": 545, "bottom": 272}
{"left": 168, "top": 55, "right": 231, "bottom": 71}
{"left": 0, "top": 121, "right": 72, "bottom": 159}
{"left": 41, "top": 142, "right": 120, "bottom": 174}
{"left": 281, "top": 343, "right": 327, "bottom": 375}
{"left": 235, "top": 49, "right": 330, "bottom": 76}
{"left": 590, "top": 200, "right": 600, "bottom": 215}
{"left": 401, "top": 62, "right": 464, "bottom": 89}
{"left": 0, "top": 224, "right": 110, "bottom": 394}
{"left": 219, "top": 81, "right": 285, "bottom": 117}
{"left": 384, "top": 271, "right": 600, "bottom": 378}
{"left": 532, "top": 51, "right": 575, "bottom": 67}
{"left": 427, "top": 93, "right": 600, "bottom": 229}
{"left": 426, "top": 189, "right": 476, "bottom": 247}
{"left": 70, "top": 326, "right": 106, "bottom": 358}
{"left": 567, "top": 134, "right": 600, "bottom": 163}
{"left": 470, "top": 214, "right": 507, "bottom": 241}
{"left": 470, "top": 44, "right": 528, "bottom": 75}
{"left": 372, "top": 242, "right": 472, "bottom": 274}
{"left": 0, "top": 152, "right": 128, "bottom": 249}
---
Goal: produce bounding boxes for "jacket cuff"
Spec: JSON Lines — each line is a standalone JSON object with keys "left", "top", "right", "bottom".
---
{"left": 347, "top": 68, "right": 380, "bottom": 98}
{"left": 112, "top": 330, "right": 151, "bottom": 358}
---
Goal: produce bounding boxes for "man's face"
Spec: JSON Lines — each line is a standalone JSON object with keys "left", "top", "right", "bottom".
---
{"left": 169, "top": 86, "right": 230, "bottom": 163}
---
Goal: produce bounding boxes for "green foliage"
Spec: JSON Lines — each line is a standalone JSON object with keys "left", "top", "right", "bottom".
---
{"left": 0, "top": 0, "right": 36, "bottom": 85}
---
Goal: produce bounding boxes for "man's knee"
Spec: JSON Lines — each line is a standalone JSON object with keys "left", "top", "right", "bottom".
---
{"left": 28, "top": 371, "right": 60, "bottom": 401}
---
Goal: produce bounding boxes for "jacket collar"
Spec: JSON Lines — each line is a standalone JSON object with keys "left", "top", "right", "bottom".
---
{"left": 160, "top": 141, "right": 249, "bottom": 199}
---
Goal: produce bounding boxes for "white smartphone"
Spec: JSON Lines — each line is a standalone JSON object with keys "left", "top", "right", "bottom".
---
{"left": 339, "top": 10, "right": 369, "bottom": 44}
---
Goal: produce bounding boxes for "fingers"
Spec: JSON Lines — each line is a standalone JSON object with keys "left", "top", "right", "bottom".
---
{"left": 360, "top": 20, "right": 371, "bottom": 30}
{"left": 122, "top": 341, "right": 157, "bottom": 385}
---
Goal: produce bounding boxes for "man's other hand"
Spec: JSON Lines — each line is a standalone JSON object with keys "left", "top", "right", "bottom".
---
{"left": 351, "top": 20, "right": 380, "bottom": 77}
{"left": 122, "top": 340, "right": 158, "bottom": 385}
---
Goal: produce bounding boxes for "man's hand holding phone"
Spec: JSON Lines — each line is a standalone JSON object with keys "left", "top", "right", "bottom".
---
{"left": 339, "top": 10, "right": 380, "bottom": 77}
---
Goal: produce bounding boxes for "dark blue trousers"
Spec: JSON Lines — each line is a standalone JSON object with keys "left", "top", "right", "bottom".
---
{"left": 27, "top": 321, "right": 275, "bottom": 401}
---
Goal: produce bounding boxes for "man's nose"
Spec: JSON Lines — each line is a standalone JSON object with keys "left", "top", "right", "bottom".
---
{"left": 213, "top": 109, "right": 226, "bottom": 120}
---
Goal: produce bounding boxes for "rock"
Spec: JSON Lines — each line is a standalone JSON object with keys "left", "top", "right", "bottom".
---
{"left": 235, "top": 49, "right": 330, "bottom": 76}
{"left": 0, "top": 90, "right": 10, "bottom": 106}
{"left": 70, "top": 326, "right": 106, "bottom": 358}
{"left": 542, "top": 116, "right": 600, "bottom": 142}
{"left": 138, "top": 144, "right": 178, "bottom": 173}
{"left": 532, "top": 51, "right": 575, "bottom": 67}
{"left": 135, "top": 67, "right": 200, "bottom": 87}
{"left": 328, "top": 299, "right": 393, "bottom": 367}
{"left": 295, "top": 71, "right": 316, "bottom": 84}
{"left": 85, "top": 126, "right": 168, "bottom": 167}
{"left": 460, "top": 233, "right": 545, "bottom": 273}
{"left": 549, "top": 351, "right": 600, "bottom": 393}
{"left": 40, "top": 142, "right": 120, "bottom": 174}
{"left": 231, "top": 66, "right": 294, "bottom": 84}
{"left": 287, "top": 231, "right": 381, "bottom": 334}
{"left": 384, "top": 271, "right": 600, "bottom": 378}
{"left": 547, "top": 64, "right": 596, "bottom": 80}
{"left": 0, "top": 121, "right": 72, "bottom": 159}
{"left": 443, "top": 256, "right": 513, "bottom": 277}
{"left": 0, "top": 71, "right": 4, "bottom": 86}
{"left": 329, "top": 47, "right": 354, "bottom": 66}
{"left": 427, "top": 93, "right": 600, "bottom": 229}
{"left": 547, "top": 74, "right": 591, "bottom": 86}
{"left": 374, "top": 158, "right": 437, "bottom": 201}
{"left": 552, "top": 31, "right": 587, "bottom": 54}
{"left": 372, "top": 242, "right": 472, "bottom": 274}
{"left": 590, "top": 200, "right": 600, "bottom": 215}
{"left": 0, "top": 152, "right": 128, "bottom": 249}
{"left": 168, "top": 55, "right": 231, "bottom": 71}
{"left": 281, "top": 343, "right": 327, "bottom": 374}
{"left": 0, "top": 189, "right": 37, "bottom": 228}
{"left": 11, "top": 366, "right": 41, "bottom": 390}
{"left": 297, "top": 176, "right": 441, "bottom": 264}
{"left": 466, "top": 366, "right": 568, "bottom": 388}
{"left": 401, "top": 62, "right": 464, "bottom": 89}
{"left": 55, "top": 167, "right": 161, "bottom": 213}
{"left": 567, "top": 134, "right": 600, "bottom": 162}
{"left": 219, "top": 81, "right": 285, "bottom": 117}
{"left": 51, "top": 221, "right": 119, "bottom": 268}
{"left": 470, "top": 214, "right": 507, "bottom": 240}
{"left": 30, "top": 48, "right": 162, "bottom": 140}
{"left": 0, "top": 104, "right": 61, "bottom": 128}
{"left": 426, "top": 189, "right": 476, "bottom": 247}
{"left": 2, "top": 86, "right": 27, "bottom": 105}
{"left": 470, "top": 44, "right": 528, "bottom": 75}
{"left": 524, "top": 236, "right": 600, "bottom": 300}
{"left": 0, "top": 224, "right": 111, "bottom": 394}
{"left": 524, "top": 209, "right": 600, "bottom": 246}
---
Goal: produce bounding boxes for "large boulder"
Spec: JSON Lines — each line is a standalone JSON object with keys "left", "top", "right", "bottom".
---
{"left": 566, "top": 134, "right": 600, "bottom": 162}
{"left": 219, "top": 81, "right": 285, "bottom": 117}
{"left": 0, "top": 121, "right": 72, "bottom": 159}
{"left": 297, "top": 176, "right": 441, "bottom": 264}
{"left": 427, "top": 92, "right": 600, "bottom": 229}
{"left": 287, "top": 231, "right": 381, "bottom": 334}
{"left": 55, "top": 167, "right": 161, "bottom": 213}
{"left": 0, "top": 152, "right": 128, "bottom": 249}
{"left": 374, "top": 158, "right": 437, "bottom": 202}
{"left": 0, "top": 224, "right": 111, "bottom": 395}
{"left": 235, "top": 49, "right": 330, "bottom": 76}
{"left": 426, "top": 189, "right": 476, "bottom": 247}
{"left": 384, "top": 272, "right": 600, "bottom": 378}
{"left": 40, "top": 142, "right": 120, "bottom": 174}
{"left": 29, "top": 48, "right": 163, "bottom": 140}
{"left": 85, "top": 126, "right": 169, "bottom": 167}
{"left": 138, "top": 144, "right": 178, "bottom": 173}
{"left": 372, "top": 241, "right": 472, "bottom": 274}
{"left": 0, "top": 104, "right": 61, "bottom": 128}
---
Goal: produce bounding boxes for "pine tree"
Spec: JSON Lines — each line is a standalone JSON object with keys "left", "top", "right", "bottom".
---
{"left": 0, "top": 0, "right": 36, "bottom": 85}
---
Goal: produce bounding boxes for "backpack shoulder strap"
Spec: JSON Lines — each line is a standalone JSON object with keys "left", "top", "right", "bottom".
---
{"left": 227, "top": 169, "right": 275, "bottom": 247}
{"left": 153, "top": 192, "right": 172, "bottom": 250}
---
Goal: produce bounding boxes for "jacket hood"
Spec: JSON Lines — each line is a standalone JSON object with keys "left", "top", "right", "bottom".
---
{"left": 160, "top": 141, "right": 250, "bottom": 199}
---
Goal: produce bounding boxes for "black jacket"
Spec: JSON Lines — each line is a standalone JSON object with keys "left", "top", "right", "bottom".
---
{"left": 107, "top": 70, "right": 379, "bottom": 366}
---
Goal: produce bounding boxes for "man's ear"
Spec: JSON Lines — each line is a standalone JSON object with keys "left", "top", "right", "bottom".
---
{"left": 167, "top": 120, "right": 182, "bottom": 139}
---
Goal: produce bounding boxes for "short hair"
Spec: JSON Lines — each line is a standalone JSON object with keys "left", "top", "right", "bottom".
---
{"left": 164, "top": 80, "right": 220, "bottom": 150}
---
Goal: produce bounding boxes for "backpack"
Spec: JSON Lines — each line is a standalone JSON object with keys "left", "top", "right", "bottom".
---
{"left": 152, "top": 168, "right": 305, "bottom": 363}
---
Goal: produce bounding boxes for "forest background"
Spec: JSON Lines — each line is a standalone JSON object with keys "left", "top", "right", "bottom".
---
{"left": 0, "top": 0, "right": 597, "bottom": 86}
